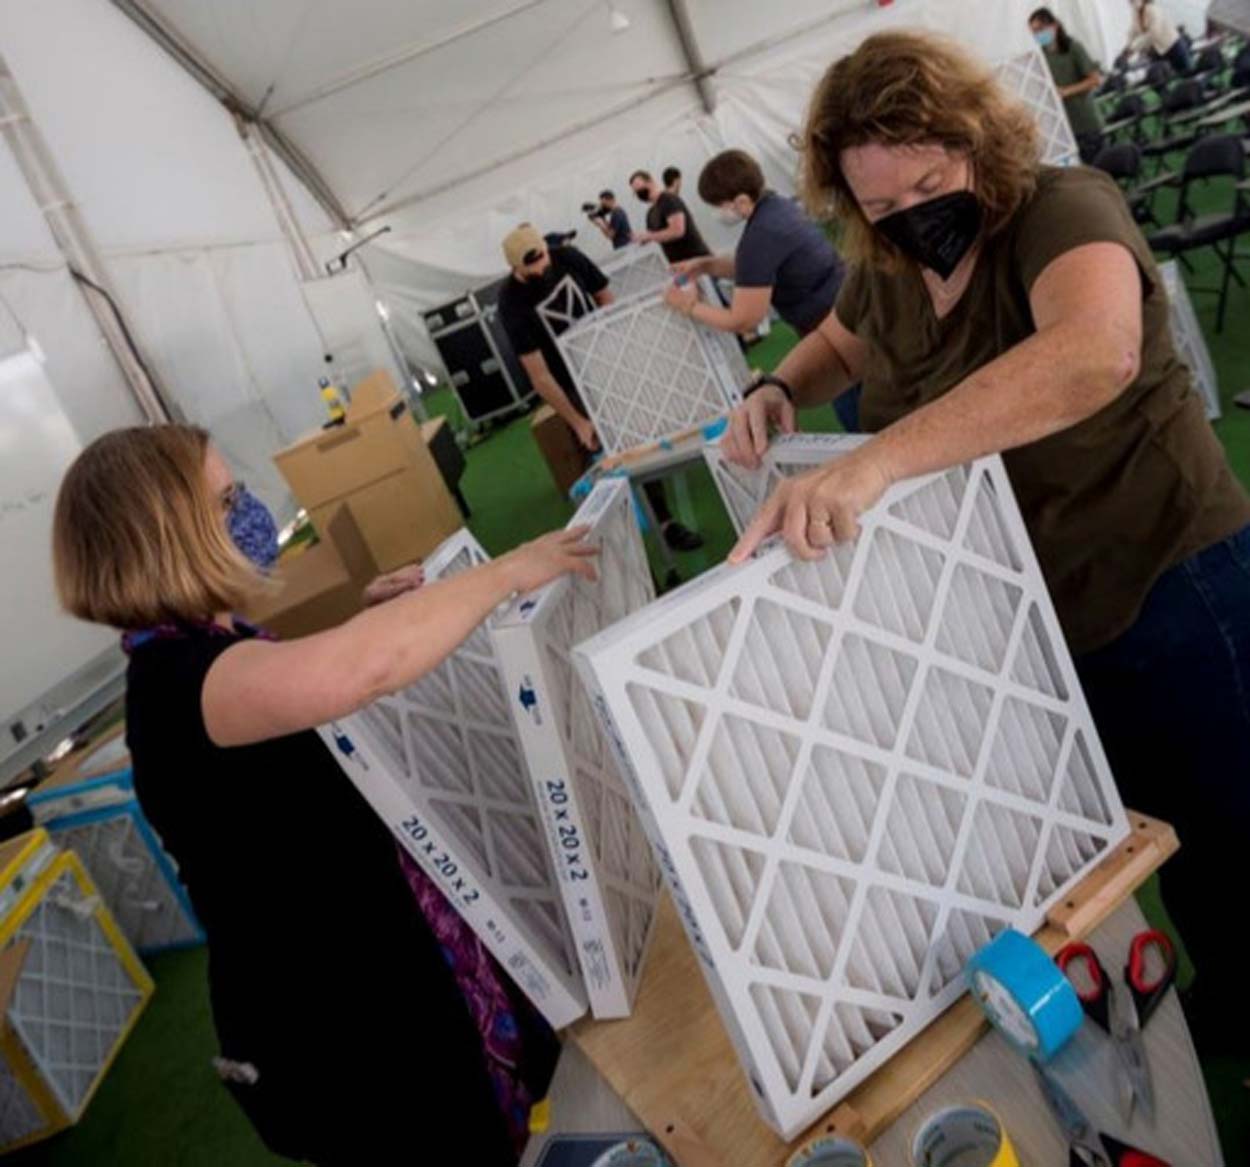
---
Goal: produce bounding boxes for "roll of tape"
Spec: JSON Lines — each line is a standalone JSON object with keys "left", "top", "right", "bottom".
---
{"left": 911, "top": 1103, "right": 1019, "bottom": 1167}
{"left": 785, "top": 1134, "right": 873, "bottom": 1167}
{"left": 589, "top": 1138, "right": 669, "bottom": 1167}
{"left": 965, "top": 928, "right": 1083, "bottom": 1061}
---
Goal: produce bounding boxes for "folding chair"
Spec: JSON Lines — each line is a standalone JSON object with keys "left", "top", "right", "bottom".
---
{"left": 1092, "top": 143, "right": 1164, "bottom": 227}
{"left": 1146, "top": 135, "right": 1250, "bottom": 331}
{"left": 1141, "top": 79, "right": 1209, "bottom": 166}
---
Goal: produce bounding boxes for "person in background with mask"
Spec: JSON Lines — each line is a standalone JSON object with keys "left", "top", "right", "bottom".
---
{"left": 663, "top": 166, "right": 683, "bottom": 197}
{"left": 589, "top": 189, "right": 632, "bottom": 250}
{"left": 52, "top": 424, "right": 597, "bottom": 1166}
{"left": 721, "top": 31, "right": 1250, "bottom": 1059}
{"left": 629, "top": 169, "right": 712, "bottom": 264}
{"left": 662, "top": 149, "right": 859, "bottom": 432}
{"left": 1029, "top": 8, "right": 1104, "bottom": 163}
{"left": 496, "top": 224, "right": 703, "bottom": 551}
{"left": 1128, "top": 0, "right": 1193, "bottom": 74}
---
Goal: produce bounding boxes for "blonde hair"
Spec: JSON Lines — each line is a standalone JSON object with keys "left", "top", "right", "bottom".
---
{"left": 53, "top": 425, "right": 264, "bottom": 629}
{"left": 798, "top": 31, "right": 1041, "bottom": 269}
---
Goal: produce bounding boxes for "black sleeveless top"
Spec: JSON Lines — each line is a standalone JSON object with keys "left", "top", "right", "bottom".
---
{"left": 124, "top": 622, "right": 513, "bottom": 1162}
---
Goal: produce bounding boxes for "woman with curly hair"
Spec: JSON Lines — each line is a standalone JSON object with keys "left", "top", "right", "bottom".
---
{"left": 722, "top": 31, "right": 1250, "bottom": 1056}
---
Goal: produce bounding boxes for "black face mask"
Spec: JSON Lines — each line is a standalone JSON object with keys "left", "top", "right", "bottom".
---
{"left": 634, "top": 188, "right": 652, "bottom": 204}
{"left": 874, "top": 190, "right": 982, "bottom": 280}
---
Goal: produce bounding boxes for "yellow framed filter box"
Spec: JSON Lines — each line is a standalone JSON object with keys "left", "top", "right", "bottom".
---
{"left": 0, "top": 829, "right": 154, "bottom": 1152}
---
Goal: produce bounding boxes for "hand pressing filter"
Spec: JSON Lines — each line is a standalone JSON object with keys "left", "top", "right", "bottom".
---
{"left": 663, "top": 280, "right": 699, "bottom": 317}
{"left": 720, "top": 383, "right": 796, "bottom": 471}
{"left": 503, "top": 525, "right": 600, "bottom": 590}
{"left": 729, "top": 445, "right": 893, "bottom": 564}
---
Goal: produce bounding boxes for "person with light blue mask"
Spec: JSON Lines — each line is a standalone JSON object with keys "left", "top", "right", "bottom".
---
{"left": 1029, "top": 8, "right": 1104, "bottom": 163}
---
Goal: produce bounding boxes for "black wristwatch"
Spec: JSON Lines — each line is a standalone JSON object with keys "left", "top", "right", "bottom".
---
{"left": 743, "top": 373, "right": 795, "bottom": 403}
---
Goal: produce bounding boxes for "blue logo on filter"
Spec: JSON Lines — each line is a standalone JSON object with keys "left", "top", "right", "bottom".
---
{"left": 518, "top": 684, "right": 538, "bottom": 712}
{"left": 330, "top": 725, "right": 368, "bottom": 770}
{"left": 519, "top": 599, "right": 537, "bottom": 617}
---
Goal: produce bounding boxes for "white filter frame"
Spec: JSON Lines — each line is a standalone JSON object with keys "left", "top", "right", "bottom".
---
{"left": 704, "top": 433, "right": 871, "bottom": 535}
{"left": 575, "top": 452, "right": 1129, "bottom": 1137}
{"left": 993, "top": 47, "right": 1080, "bottom": 168}
{"left": 1159, "top": 260, "right": 1221, "bottom": 420}
{"left": 552, "top": 277, "right": 746, "bottom": 456}
{"left": 320, "top": 529, "right": 586, "bottom": 1029}
{"left": 493, "top": 479, "right": 663, "bottom": 1017}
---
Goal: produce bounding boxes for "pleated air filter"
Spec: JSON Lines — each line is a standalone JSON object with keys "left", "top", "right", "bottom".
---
{"left": 1159, "top": 260, "right": 1221, "bottom": 420}
{"left": 600, "top": 244, "right": 673, "bottom": 303}
{"left": 993, "top": 47, "right": 1080, "bottom": 167}
{"left": 320, "top": 530, "right": 586, "bottom": 1029}
{"left": 575, "top": 454, "right": 1129, "bottom": 1137}
{"left": 493, "top": 480, "right": 664, "bottom": 1017}
{"left": 552, "top": 275, "right": 747, "bottom": 456}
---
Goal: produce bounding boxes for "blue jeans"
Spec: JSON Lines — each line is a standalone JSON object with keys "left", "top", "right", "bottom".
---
{"left": 1075, "top": 524, "right": 1250, "bottom": 1043}
{"left": 833, "top": 383, "right": 863, "bottom": 433}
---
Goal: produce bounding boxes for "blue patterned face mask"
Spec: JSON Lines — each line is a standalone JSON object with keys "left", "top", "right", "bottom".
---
{"left": 1035, "top": 28, "right": 1056, "bottom": 48}
{"left": 225, "top": 483, "right": 279, "bottom": 569}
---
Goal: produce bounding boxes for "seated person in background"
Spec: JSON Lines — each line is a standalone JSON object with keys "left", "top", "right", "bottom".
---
{"left": 630, "top": 168, "right": 711, "bottom": 264}
{"left": 663, "top": 149, "right": 860, "bottom": 432}
{"left": 663, "top": 165, "right": 683, "bottom": 197}
{"left": 1128, "top": 0, "right": 1193, "bottom": 74}
{"left": 496, "top": 224, "right": 703, "bottom": 551}
{"left": 1029, "top": 8, "right": 1103, "bottom": 163}
{"left": 589, "top": 189, "right": 632, "bottom": 250}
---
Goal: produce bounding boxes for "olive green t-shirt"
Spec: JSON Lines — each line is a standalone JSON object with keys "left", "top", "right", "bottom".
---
{"left": 1042, "top": 38, "right": 1103, "bottom": 138}
{"left": 835, "top": 166, "right": 1250, "bottom": 655}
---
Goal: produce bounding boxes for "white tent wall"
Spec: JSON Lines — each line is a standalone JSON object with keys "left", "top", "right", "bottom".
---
{"left": 0, "top": 0, "right": 346, "bottom": 514}
{"left": 0, "top": 129, "right": 143, "bottom": 443}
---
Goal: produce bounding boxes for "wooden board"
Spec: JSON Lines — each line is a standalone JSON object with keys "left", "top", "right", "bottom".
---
{"left": 569, "top": 811, "right": 1178, "bottom": 1167}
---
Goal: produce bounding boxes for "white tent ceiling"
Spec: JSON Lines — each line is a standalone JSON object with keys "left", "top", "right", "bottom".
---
{"left": 0, "top": 0, "right": 1216, "bottom": 511}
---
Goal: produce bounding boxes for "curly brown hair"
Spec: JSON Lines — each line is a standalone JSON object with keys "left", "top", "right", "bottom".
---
{"left": 798, "top": 31, "right": 1041, "bottom": 270}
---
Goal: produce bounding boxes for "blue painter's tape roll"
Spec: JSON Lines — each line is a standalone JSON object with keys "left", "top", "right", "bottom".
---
{"left": 965, "top": 929, "right": 1083, "bottom": 1061}
{"left": 702, "top": 416, "right": 729, "bottom": 441}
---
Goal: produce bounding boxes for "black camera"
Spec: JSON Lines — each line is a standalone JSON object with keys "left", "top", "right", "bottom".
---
{"left": 582, "top": 202, "right": 609, "bottom": 220}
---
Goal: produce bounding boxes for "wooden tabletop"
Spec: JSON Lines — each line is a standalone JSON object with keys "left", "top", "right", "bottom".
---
{"left": 569, "top": 815, "right": 1220, "bottom": 1166}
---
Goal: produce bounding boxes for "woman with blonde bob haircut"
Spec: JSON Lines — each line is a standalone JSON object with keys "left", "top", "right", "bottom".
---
{"left": 53, "top": 424, "right": 596, "bottom": 1166}
{"left": 722, "top": 31, "right": 1250, "bottom": 1056}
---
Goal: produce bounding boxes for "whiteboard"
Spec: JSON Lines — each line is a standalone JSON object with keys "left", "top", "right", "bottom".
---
{"left": 0, "top": 350, "right": 115, "bottom": 728}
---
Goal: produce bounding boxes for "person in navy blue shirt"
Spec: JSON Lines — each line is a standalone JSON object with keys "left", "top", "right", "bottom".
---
{"left": 589, "top": 190, "right": 632, "bottom": 250}
{"left": 663, "top": 149, "right": 860, "bottom": 430}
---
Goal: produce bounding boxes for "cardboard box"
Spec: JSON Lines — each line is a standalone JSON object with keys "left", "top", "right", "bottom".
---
{"left": 531, "top": 405, "right": 590, "bottom": 496}
{"left": 243, "top": 541, "right": 363, "bottom": 639}
{"left": 309, "top": 461, "right": 462, "bottom": 574}
{"left": 272, "top": 377, "right": 431, "bottom": 510}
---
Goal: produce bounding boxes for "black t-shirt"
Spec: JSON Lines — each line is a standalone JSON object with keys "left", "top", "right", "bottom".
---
{"left": 646, "top": 191, "right": 711, "bottom": 263}
{"left": 496, "top": 245, "right": 608, "bottom": 411}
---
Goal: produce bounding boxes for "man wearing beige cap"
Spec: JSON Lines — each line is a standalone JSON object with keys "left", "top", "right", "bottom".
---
{"left": 496, "top": 224, "right": 704, "bottom": 552}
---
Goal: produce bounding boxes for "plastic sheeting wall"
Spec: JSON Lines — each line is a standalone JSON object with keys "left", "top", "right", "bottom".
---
{"left": 1, "top": 0, "right": 337, "bottom": 515}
